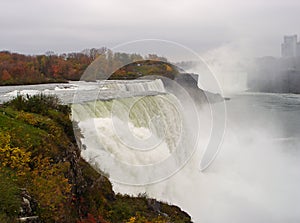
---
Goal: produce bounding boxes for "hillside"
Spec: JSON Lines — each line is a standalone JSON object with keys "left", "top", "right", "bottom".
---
{"left": 109, "top": 60, "right": 179, "bottom": 80}
{"left": 0, "top": 95, "right": 192, "bottom": 223}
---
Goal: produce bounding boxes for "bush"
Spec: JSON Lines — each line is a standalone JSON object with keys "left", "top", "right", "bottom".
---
{"left": 4, "top": 94, "right": 70, "bottom": 115}
{"left": 4, "top": 94, "right": 74, "bottom": 142}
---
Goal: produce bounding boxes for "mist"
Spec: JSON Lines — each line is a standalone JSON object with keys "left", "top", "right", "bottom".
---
{"left": 112, "top": 93, "right": 300, "bottom": 223}
{"left": 179, "top": 42, "right": 252, "bottom": 95}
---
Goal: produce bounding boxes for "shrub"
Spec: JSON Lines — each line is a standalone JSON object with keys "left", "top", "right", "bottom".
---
{"left": 4, "top": 94, "right": 70, "bottom": 115}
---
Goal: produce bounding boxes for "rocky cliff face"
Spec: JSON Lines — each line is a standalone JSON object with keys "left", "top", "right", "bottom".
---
{"left": 172, "top": 72, "right": 224, "bottom": 105}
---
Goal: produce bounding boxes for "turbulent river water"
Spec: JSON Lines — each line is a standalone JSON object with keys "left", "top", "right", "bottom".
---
{"left": 1, "top": 81, "right": 300, "bottom": 223}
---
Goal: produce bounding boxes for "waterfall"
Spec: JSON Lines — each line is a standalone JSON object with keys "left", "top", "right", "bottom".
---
{"left": 72, "top": 78, "right": 201, "bottom": 185}
{"left": 72, "top": 78, "right": 218, "bottom": 222}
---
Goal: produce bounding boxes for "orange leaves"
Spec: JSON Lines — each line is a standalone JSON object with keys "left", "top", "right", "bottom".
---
{"left": 1, "top": 69, "right": 12, "bottom": 81}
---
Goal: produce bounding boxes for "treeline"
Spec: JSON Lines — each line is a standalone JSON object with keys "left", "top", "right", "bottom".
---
{"left": 0, "top": 48, "right": 167, "bottom": 85}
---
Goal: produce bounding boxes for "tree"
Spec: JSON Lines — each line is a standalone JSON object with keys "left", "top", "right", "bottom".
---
{"left": 1, "top": 69, "right": 12, "bottom": 81}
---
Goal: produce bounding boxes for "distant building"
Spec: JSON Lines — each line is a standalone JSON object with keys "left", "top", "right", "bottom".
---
{"left": 247, "top": 35, "right": 300, "bottom": 93}
{"left": 281, "top": 35, "right": 300, "bottom": 57}
{"left": 297, "top": 42, "right": 300, "bottom": 57}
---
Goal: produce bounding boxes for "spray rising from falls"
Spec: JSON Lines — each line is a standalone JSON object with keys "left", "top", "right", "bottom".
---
{"left": 108, "top": 93, "right": 300, "bottom": 223}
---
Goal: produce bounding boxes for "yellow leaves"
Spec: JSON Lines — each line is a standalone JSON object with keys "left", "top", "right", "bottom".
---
{"left": 126, "top": 213, "right": 169, "bottom": 223}
{"left": 127, "top": 216, "right": 137, "bottom": 223}
{"left": 0, "top": 131, "right": 72, "bottom": 219}
{"left": 29, "top": 155, "right": 72, "bottom": 221}
{"left": 0, "top": 132, "right": 31, "bottom": 176}
{"left": 0, "top": 133, "right": 10, "bottom": 148}
{"left": 16, "top": 111, "right": 39, "bottom": 125}
{"left": 165, "top": 64, "right": 173, "bottom": 72}
{"left": 16, "top": 110, "right": 64, "bottom": 141}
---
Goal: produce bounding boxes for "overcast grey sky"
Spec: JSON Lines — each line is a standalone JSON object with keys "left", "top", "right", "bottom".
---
{"left": 1, "top": 0, "right": 300, "bottom": 57}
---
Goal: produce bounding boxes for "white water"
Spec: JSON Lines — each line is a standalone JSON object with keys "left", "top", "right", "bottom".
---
{"left": 2, "top": 81, "right": 299, "bottom": 222}
{"left": 0, "top": 79, "right": 165, "bottom": 104}
{"left": 72, "top": 89, "right": 202, "bottom": 185}
{"left": 111, "top": 93, "right": 300, "bottom": 223}
{"left": 72, "top": 80, "right": 300, "bottom": 223}
{"left": 96, "top": 79, "right": 165, "bottom": 92}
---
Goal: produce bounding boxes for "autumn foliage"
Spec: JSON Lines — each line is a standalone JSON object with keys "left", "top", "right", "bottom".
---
{"left": 0, "top": 49, "right": 168, "bottom": 85}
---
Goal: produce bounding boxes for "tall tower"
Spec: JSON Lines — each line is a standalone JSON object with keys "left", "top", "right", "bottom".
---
{"left": 281, "top": 35, "right": 297, "bottom": 57}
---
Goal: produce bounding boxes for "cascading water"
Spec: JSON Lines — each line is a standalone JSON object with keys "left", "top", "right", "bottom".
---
{"left": 72, "top": 78, "right": 300, "bottom": 223}
{"left": 72, "top": 78, "right": 202, "bottom": 185}
{"left": 96, "top": 79, "right": 166, "bottom": 92}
